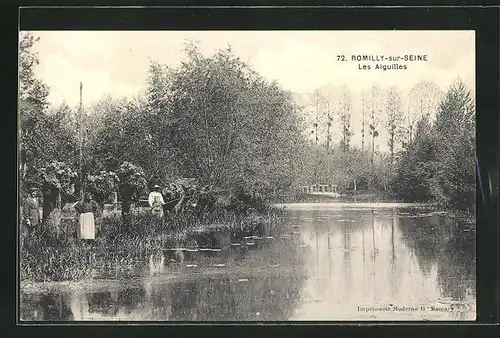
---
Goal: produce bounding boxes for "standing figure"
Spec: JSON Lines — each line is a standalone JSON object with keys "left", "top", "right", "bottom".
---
{"left": 162, "top": 184, "right": 178, "bottom": 214}
{"left": 148, "top": 185, "right": 165, "bottom": 219}
{"left": 173, "top": 184, "right": 187, "bottom": 214}
{"left": 22, "top": 188, "right": 41, "bottom": 234}
{"left": 74, "top": 192, "right": 99, "bottom": 244}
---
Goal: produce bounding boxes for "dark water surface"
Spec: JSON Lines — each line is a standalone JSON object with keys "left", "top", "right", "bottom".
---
{"left": 20, "top": 203, "right": 476, "bottom": 321}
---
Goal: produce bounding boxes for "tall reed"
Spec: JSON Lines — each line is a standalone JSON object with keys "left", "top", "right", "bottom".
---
{"left": 20, "top": 205, "right": 290, "bottom": 282}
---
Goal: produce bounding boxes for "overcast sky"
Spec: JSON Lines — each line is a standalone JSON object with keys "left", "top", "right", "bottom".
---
{"left": 25, "top": 30, "right": 475, "bottom": 150}
{"left": 27, "top": 30, "right": 474, "bottom": 105}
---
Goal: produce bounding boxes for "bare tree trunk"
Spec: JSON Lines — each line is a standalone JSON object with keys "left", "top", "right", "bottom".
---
{"left": 361, "top": 101, "right": 365, "bottom": 152}
{"left": 390, "top": 131, "right": 395, "bottom": 171}
{"left": 325, "top": 103, "right": 331, "bottom": 153}
{"left": 371, "top": 117, "right": 375, "bottom": 170}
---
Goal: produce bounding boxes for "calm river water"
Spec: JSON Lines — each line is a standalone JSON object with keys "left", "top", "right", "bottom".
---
{"left": 20, "top": 203, "right": 476, "bottom": 321}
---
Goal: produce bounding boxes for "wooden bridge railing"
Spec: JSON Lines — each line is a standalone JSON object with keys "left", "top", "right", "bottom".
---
{"left": 302, "top": 184, "right": 338, "bottom": 194}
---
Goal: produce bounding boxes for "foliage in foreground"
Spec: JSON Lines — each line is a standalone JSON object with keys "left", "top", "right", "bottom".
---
{"left": 20, "top": 205, "right": 288, "bottom": 283}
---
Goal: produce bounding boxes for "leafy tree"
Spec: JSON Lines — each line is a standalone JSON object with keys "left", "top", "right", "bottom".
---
{"left": 407, "top": 81, "right": 442, "bottom": 143}
{"left": 430, "top": 79, "right": 475, "bottom": 212}
{"left": 85, "top": 171, "right": 120, "bottom": 211}
{"left": 19, "top": 32, "right": 51, "bottom": 187}
{"left": 392, "top": 116, "right": 438, "bottom": 201}
{"left": 19, "top": 32, "right": 50, "bottom": 107}
{"left": 146, "top": 44, "right": 304, "bottom": 200}
{"left": 19, "top": 34, "right": 79, "bottom": 200}
{"left": 84, "top": 94, "right": 175, "bottom": 182}
{"left": 38, "top": 161, "right": 78, "bottom": 229}
{"left": 385, "top": 86, "right": 404, "bottom": 171}
{"left": 360, "top": 90, "right": 369, "bottom": 152}
{"left": 338, "top": 85, "right": 353, "bottom": 153}
{"left": 368, "top": 84, "right": 382, "bottom": 188}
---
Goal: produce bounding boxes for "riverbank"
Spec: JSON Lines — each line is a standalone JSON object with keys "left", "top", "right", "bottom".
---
{"left": 20, "top": 206, "right": 290, "bottom": 283}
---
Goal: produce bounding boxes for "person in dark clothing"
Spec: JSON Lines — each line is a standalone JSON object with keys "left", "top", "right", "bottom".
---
{"left": 119, "top": 182, "right": 134, "bottom": 214}
{"left": 162, "top": 184, "right": 179, "bottom": 214}
{"left": 22, "top": 188, "right": 41, "bottom": 234}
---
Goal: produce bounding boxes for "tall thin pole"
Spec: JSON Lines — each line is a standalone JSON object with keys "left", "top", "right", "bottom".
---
{"left": 314, "top": 98, "right": 319, "bottom": 186}
{"left": 326, "top": 102, "right": 331, "bottom": 186}
{"left": 79, "top": 82, "right": 83, "bottom": 200}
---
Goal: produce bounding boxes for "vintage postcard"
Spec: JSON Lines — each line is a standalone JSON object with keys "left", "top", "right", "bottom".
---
{"left": 19, "top": 30, "right": 475, "bottom": 322}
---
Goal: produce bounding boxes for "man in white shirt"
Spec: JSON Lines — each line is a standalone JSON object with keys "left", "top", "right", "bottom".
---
{"left": 148, "top": 185, "right": 165, "bottom": 220}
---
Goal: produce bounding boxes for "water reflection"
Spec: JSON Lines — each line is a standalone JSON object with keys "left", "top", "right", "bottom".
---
{"left": 21, "top": 293, "right": 74, "bottom": 321}
{"left": 21, "top": 236, "right": 307, "bottom": 321}
{"left": 20, "top": 204, "right": 475, "bottom": 321}
{"left": 287, "top": 205, "right": 475, "bottom": 320}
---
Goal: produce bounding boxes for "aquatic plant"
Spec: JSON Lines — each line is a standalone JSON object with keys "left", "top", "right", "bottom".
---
{"left": 20, "top": 205, "right": 290, "bottom": 282}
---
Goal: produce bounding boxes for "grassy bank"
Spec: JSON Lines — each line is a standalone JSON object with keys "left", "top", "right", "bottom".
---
{"left": 20, "top": 206, "right": 290, "bottom": 283}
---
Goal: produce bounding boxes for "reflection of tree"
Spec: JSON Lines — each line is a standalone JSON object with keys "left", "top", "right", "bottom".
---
{"left": 88, "top": 291, "right": 118, "bottom": 317}
{"left": 152, "top": 268, "right": 307, "bottom": 321}
{"left": 20, "top": 292, "right": 74, "bottom": 321}
{"left": 436, "top": 232, "right": 476, "bottom": 301}
{"left": 342, "top": 222, "right": 352, "bottom": 295}
{"left": 387, "top": 210, "right": 404, "bottom": 298}
{"left": 398, "top": 212, "right": 476, "bottom": 301}
{"left": 117, "top": 288, "right": 146, "bottom": 314}
{"left": 22, "top": 239, "right": 308, "bottom": 321}
{"left": 169, "top": 281, "right": 199, "bottom": 320}
{"left": 175, "top": 245, "right": 307, "bottom": 320}
{"left": 397, "top": 214, "right": 445, "bottom": 275}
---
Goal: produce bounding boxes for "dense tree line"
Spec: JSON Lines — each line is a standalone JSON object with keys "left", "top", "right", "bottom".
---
{"left": 393, "top": 80, "right": 475, "bottom": 214}
{"left": 19, "top": 33, "right": 475, "bottom": 215}
{"left": 19, "top": 34, "right": 306, "bottom": 210}
{"left": 301, "top": 79, "right": 475, "bottom": 214}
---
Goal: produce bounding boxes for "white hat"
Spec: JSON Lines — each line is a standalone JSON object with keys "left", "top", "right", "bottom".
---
{"left": 154, "top": 185, "right": 160, "bottom": 189}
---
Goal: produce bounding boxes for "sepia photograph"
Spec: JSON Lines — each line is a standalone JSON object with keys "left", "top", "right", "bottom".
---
{"left": 18, "top": 30, "right": 476, "bottom": 322}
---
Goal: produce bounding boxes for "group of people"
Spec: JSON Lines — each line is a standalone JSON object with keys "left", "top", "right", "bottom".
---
{"left": 21, "top": 181, "right": 215, "bottom": 244}
{"left": 148, "top": 183, "right": 214, "bottom": 220}
{"left": 22, "top": 187, "right": 99, "bottom": 244}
